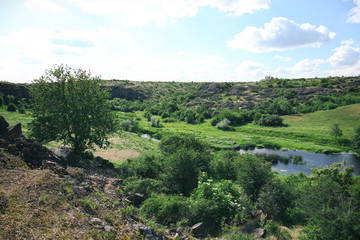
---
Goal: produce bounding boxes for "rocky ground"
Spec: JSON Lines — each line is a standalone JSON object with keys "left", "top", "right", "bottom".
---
{"left": 0, "top": 116, "right": 196, "bottom": 240}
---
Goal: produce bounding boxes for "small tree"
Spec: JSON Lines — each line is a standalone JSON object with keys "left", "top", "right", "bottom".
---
{"left": 29, "top": 64, "right": 116, "bottom": 153}
{"left": 331, "top": 123, "right": 343, "bottom": 140}
{"left": 353, "top": 125, "right": 360, "bottom": 149}
{"left": 216, "top": 118, "right": 230, "bottom": 130}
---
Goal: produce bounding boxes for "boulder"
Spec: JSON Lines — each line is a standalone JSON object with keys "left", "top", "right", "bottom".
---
{"left": 0, "top": 116, "right": 9, "bottom": 136}
{"left": 124, "top": 193, "right": 144, "bottom": 206}
{"left": 52, "top": 146, "right": 81, "bottom": 166}
{"left": 42, "top": 160, "right": 67, "bottom": 175}
{"left": 4, "top": 123, "right": 22, "bottom": 139}
{"left": 191, "top": 222, "right": 206, "bottom": 237}
{"left": 251, "top": 228, "right": 265, "bottom": 239}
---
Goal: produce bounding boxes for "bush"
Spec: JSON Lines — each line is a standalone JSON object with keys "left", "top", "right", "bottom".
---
{"left": 123, "top": 177, "right": 164, "bottom": 198}
{"left": 17, "top": 105, "right": 26, "bottom": 114}
{"left": 7, "top": 103, "right": 16, "bottom": 112}
{"left": 254, "top": 114, "right": 283, "bottom": 126}
{"left": 140, "top": 194, "right": 189, "bottom": 226}
{"left": 150, "top": 116, "right": 161, "bottom": 128}
{"left": 216, "top": 118, "right": 230, "bottom": 130}
{"left": 188, "top": 173, "right": 252, "bottom": 235}
{"left": 120, "top": 120, "right": 133, "bottom": 132}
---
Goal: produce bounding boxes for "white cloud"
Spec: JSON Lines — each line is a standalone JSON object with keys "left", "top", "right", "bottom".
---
{"left": 24, "top": 0, "right": 65, "bottom": 12}
{"left": 0, "top": 27, "right": 127, "bottom": 82}
{"left": 275, "top": 59, "right": 326, "bottom": 78}
{"left": 227, "top": 17, "right": 335, "bottom": 53}
{"left": 347, "top": 0, "right": 360, "bottom": 23}
{"left": 70, "top": 0, "right": 270, "bottom": 25}
{"left": 194, "top": 0, "right": 270, "bottom": 16}
{"left": 328, "top": 39, "right": 360, "bottom": 67}
{"left": 230, "top": 60, "right": 269, "bottom": 81}
{"left": 274, "top": 55, "right": 292, "bottom": 62}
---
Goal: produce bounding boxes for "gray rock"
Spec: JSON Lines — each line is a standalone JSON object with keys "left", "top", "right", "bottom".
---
{"left": 251, "top": 228, "right": 265, "bottom": 239}
{"left": 52, "top": 146, "right": 81, "bottom": 166}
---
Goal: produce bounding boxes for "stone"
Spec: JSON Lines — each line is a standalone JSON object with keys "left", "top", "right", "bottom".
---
{"left": 0, "top": 116, "right": 9, "bottom": 136}
{"left": 191, "top": 222, "right": 205, "bottom": 237}
{"left": 251, "top": 228, "right": 265, "bottom": 239}
{"left": 4, "top": 123, "right": 22, "bottom": 139}
{"left": 42, "top": 160, "right": 67, "bottom": 175}
{"left": 104, "top": 225, "right": 115, "bottom": 232}
{"left": 52, "top": 146, "right": 81, "bottom": 167}
{"left": 124, "top": 193, "right": 144, "bottom": 206}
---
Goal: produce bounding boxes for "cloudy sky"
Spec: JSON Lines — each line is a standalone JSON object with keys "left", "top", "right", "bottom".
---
{"left": 1, "top": 0, "right": 360, "bottom": 83}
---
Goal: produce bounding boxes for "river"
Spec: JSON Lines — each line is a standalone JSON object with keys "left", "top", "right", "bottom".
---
{"left": 239, "top": 148, "right": 360, "bottom": 176}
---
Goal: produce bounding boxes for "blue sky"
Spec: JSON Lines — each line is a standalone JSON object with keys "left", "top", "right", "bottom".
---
{"left": 1, "top": 0, "right": 360, "bottom": 83}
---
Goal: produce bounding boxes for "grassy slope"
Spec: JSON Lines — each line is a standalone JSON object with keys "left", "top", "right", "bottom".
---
{"left": 138, "top": 103, "right": 360, "bottom": 153}
{"left": 0, "top": 107, "right": 158, "bottom": 166}
{"left": 2, "top": 103, "right": 359, "bottom": 158}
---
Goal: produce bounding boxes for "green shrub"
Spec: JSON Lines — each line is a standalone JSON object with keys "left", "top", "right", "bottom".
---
{"left": 120, "top": 119, "right": 133, "bottom": 131}
{"left": 254, "top": 114, "right": 283, "bottom": 126}
{"left": 123, "top": 177, "right": 164, "bottom": 198}
{"left": 140, "top": 194, "right": 189, "bottom": 226}
{"left": 7, "top": 103, "right": 16, "bottom": 112}
{"left": 188, "top": 173, "right": 252, "bottom": 235}
{"left": 216, "top": 118, "right": 230, "bottom": 130}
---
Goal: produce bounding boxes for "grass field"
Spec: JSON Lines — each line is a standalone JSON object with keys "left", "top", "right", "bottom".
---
{"left": 1, "top": 103, "right": 359, "bottom": 161}
{"left": 0, "top": 107, "right": 158, "bottom": 166}
{"left": 136, "top": 104, "right": 360, "bottom": 153}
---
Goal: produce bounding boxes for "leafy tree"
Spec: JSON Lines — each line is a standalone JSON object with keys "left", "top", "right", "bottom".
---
{"left": 236, "top": 154, "right": 273, "bottom": 202}
{"left": 29, "top": 64, "right": 116, "bottom": 153}
{"left": 331, "top": 123, "right": 343, "bottom": 140}
{"left": 353, "top": 125, "right": 360, "bottom": 149}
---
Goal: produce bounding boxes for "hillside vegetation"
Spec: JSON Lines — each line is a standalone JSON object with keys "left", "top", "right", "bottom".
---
{"left": 1, "top": 75, "right": 360, "bottom": 239}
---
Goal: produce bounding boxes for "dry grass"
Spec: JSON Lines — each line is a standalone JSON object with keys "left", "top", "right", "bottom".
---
{"left": 0, "top": 155, "right": 144, "bottom": 240}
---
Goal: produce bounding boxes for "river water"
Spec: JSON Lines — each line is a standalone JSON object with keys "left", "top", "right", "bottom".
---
{"left": 239, "top": 148, "right": 360, "bottom": 176}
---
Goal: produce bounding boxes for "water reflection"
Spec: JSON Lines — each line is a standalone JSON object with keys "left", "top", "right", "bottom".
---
{"left": 239, "top": 148, "right": 360, "bottom": 176}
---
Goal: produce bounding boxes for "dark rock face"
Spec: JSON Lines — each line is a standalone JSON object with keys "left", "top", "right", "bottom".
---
{"left": 0, "top": 116, "right": 9, "bottom": 136}
{"left": 4, "top": 123, "right": 22, "bottom": 139}
{"left": 0, "top": 116, "right": 63, "bottom": 169}
{"left": 124, "top": 193, "right": 145, "bottom": 206}
{"left": 107, "top": 85, "right": 145, "bottom": 100}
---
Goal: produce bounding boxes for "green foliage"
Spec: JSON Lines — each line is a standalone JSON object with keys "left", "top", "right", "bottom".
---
{"left": 29, "top": 64, "right": 116, "bottom": 153}
{"left": 353, "top": 125, "right": 360, "bottom": 149}
{"left": 123, "top": 177, "right": 164, "bottom": 198}
{"left": 210, "top": 151, "right": 238, "bottom": 181}
{"left": 331, "top": 123, "right": 343, "bottom": 139}
{"left": 150, "top": 116, "right": 161, "bottom": 128}
{"left": 254, "top": 114, "right": 283, "bottom": 126}
{"left": 0, "top": 95, "right": 4, "bottom": 106}
{"left": 6, "top": 103, "right": 16, "bottom": 112}
{"left": 257, "top": 179, "right": 295, "bottom": 222}
{"left": 236, "top": 154, "right": 273, "bottom": 202}
{"left": 162, "top": 148, "right": 203, "bottom": 195}
{"left": 216, "top": 118, "right": 231, "bottom": 130}
{"left": 188, "top": 173, "right": 252, "bottom": 235}
{"left": 297, "top": 162, "right": 360, "bottom": 240}
{"left": 140, "top": 194, "right": 189, "bottom": 226}
{"left": 119, "top": 154, "right": 162, "bottom": 179}
{"left": 120, "top": 119, "right": 133, "bottom": 132}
